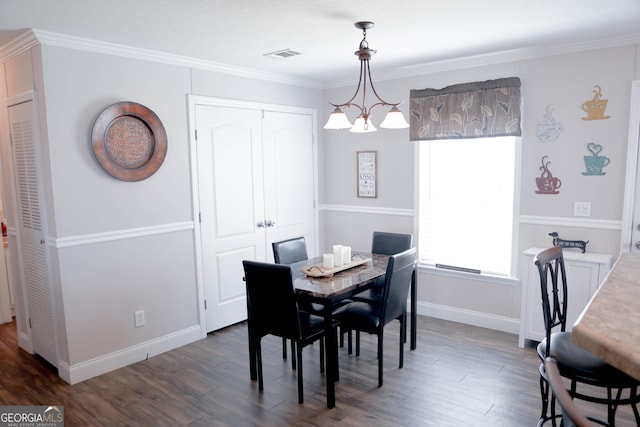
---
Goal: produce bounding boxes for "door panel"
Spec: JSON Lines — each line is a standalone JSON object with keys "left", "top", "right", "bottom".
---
{"left": 624, "top": 81, "right": 640, "bottom": 254}
{"left": 262, "top": 111, "right": 315, "bottom": 259}
{"left": 195, "top": 105, "right": 264, "bottom": 332}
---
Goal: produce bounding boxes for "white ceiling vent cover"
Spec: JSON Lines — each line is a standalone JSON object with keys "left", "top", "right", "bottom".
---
{"left": 263, "top": 49, "right": 302, "bottom": 59}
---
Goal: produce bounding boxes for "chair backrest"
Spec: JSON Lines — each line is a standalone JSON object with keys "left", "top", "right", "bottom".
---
{"left": 534, "top": 246, "right": 569, "bottom": 355}
{"left": 544, "top": 357, "right": 598, "bottom": 427}
{"left": 242, "top": 260, "right": 302, "bottom": 341}
{"left": 272, "top": 237, "right": 308, "bottom": 265}
{"left": 379, "top": 247, "right": 417, "bottom": 325}
{"left": 371, "top": 231, "right": 413, "bottom": 255}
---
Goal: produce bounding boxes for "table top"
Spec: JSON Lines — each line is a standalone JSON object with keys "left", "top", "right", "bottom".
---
{"left": 573, "top": 252, "right": 640, "bottom": 381}
{"left": 292, "top": 253, "right": 388, "bottom": 302}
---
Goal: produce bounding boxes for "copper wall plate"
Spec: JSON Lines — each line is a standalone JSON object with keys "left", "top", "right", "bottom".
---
{"left": 91, "top": 102, "right": 167, "bottom": 181}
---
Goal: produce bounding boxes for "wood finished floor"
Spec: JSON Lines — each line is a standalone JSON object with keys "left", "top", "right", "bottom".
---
{"left": 0, "top": 316, "right": 637, "bottom": 426}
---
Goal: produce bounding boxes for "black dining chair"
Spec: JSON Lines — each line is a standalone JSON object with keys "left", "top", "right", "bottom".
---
{"left": 272, "top": 236, "right": 309, "bottom": 366}
{"left": 350, "top": 231, "right": 413, "bottom": 305}
{"left": 544, "top": 357, "right": 599, "bottom": 427}
{"left": 272, "top": 236, "right": 309, "bottom": 265}
{"left": 534, "top": 246, "right": 640, "bottom": 426}
{"left": 242, "top": 260, "right": 338, "bottom": 404}
{"left": 346, "top": 232, "right": 414, "bottom": 352}
{"left": 273, "top": 236, "right": 351, "bottom": 359}
{"left": 335, "top": 247, "right": 416, "bottom": 387}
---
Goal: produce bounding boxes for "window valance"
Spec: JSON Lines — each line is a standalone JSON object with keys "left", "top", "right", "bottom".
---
{"left": 410, "top": 77, "right": 521, "bottom": 141}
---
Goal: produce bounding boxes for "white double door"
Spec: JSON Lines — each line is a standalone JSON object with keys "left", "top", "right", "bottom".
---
{"left": 194, "top": 100, "right": 316, "bottom": 332}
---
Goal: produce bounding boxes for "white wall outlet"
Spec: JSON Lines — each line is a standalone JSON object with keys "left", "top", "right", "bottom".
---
{"left": 574, "top": 201, "right": 591, "bottom": 217}
{"left": 134, "top": 310, "right": 145, "bottom": 328}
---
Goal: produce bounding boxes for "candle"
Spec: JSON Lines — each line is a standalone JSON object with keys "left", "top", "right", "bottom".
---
{"left": 342, "top": 246, "right": 351, "bottom": 265}
{"left": 333, "top": 245, "right": 344, "bottom": 267}
{"left": 323, "top": 253, "right": 334, "bottom": 269}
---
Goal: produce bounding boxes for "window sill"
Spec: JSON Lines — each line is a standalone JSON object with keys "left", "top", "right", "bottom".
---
{"left": 417, "top": 262, "right": 520, "bottom": 286}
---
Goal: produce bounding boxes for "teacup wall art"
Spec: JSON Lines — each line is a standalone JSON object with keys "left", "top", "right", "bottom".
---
{"left": 535, "top": 156, "right": 561, "bottom": 194}
{"left": 581, "top": 85, "right": 611, "bottom": 121}
{"left": 582, "top": 143, "right": 610, "bottom": 176}
{"left": 536, "top": 104, "right": 564, "bottom": 142}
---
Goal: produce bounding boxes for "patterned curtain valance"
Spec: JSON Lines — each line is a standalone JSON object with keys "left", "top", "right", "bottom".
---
{"left": 410, "top": 77, "right": 521, "bottom": 141}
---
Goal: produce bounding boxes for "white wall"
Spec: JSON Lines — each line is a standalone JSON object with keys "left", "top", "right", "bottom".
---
{"left": 320, "top": 42, "right": 640, "bottom": 333}
{"left": 0, "top": 34, "right": 323, "bottom": 383}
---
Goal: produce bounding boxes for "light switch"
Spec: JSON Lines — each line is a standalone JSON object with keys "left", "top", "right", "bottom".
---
{"left": 574, "top": 201, "right": 591, "bottom": 217}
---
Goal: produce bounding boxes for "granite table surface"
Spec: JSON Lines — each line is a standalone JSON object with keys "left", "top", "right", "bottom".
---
{"left": 573, "top": 252, "right": 640, "bottom": 381}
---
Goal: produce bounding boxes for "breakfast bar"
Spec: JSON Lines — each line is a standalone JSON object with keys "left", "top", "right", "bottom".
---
{"left": 572, "top": 252, "right": 640, "bottom": 381}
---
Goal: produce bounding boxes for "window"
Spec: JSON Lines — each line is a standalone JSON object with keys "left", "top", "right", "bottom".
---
{"left": 417, "top": 136, "right": 517, "bottom": 277}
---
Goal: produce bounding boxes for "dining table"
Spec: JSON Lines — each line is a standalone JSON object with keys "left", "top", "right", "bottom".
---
{"left": 290, "top": 252, "right": 417, "bottom": 408}
{"left": 572, "top": 252, "right": 640, "bottom": 382}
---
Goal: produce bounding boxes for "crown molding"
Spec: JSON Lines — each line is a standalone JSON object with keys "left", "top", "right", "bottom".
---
{"left": 0, "top": 29, "right": 324, "bottom": 90}
{"left": 0, "top": 30, "right": 40, "bottom": 62}
{"left": 327, "top": 32, "right": 640, "bottom": 88}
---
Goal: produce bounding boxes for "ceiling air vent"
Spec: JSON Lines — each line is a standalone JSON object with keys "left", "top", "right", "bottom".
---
{"left": 263, "top": 49, "right": 302, "bottom": 59}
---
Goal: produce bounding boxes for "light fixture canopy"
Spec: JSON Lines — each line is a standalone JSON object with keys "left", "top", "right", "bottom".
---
{"left": 323, "top": 21, "right": 409, "bottom": 133}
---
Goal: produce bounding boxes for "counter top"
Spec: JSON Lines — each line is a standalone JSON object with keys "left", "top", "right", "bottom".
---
{"left": 573, "top": 252, "right": 640, "bottom": 381}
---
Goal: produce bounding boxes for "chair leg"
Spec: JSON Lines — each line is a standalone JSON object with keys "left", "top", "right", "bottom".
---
{"left": 297, "top": 342, "right": 304, "bottom": 404}
{"left": 256, "top": 340, "right": 264, "bottom": 392}
{"left": 282, "top": 337, "right": 287, "bottom": 360}
{"left": 538, "top": 371, "right": 550, "bottom": 425}
{"left": 347, "top": 329, "right": 353, "bottom": 354}
{"left": 377, "top": 328, "right": 384, "bottom": 387}
{"left": 631, "top": 386, "right": 640, "bottom": 425}
{"left": 291, "top": 340, "right": 296, "bottom": 370}
{"left": 320, "top": 338, "right": 325, "bottom": 373}
{"left": 356, "top": 330, "right": 361, "bottom": 357}
{"left": 399, "top": 314, "right": 406, "bottom": 369}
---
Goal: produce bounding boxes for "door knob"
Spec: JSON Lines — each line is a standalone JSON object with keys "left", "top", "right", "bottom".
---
{"left": 256, "top": 221, "right": 265, "bottom": 228}
{"left": 265, "top": 220, "right": 276, "bottom": 228}
{"left": 636, "top": 241, "right": 640, "bottom": 250}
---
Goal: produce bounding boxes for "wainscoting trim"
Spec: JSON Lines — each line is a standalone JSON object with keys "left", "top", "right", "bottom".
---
{"left": 53, "top": 222, "right": 194, "bottom": 249}
{"left": 321, "top": 204, "right": 414, "bottom": 217}
{"left": 519, "top": 215, "right": 621, "bottom": 230}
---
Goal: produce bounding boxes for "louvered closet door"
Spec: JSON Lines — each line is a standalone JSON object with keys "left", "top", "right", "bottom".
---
{"left": 8, "top": 100, "right": 57, "bottom": 367}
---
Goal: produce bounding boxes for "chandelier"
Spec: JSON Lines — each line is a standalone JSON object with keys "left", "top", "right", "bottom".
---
{"left": 324, "top": 21, "right": 409, "bottom": 133}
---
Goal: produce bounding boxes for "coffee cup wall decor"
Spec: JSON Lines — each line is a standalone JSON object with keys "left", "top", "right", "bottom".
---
{"left": 582, "top": 143, "right": 610, "bottom": 176}
{"left": 536, "top": 104, "right": 564, "bottom": 143}
{"left": 535, "top": 155, "right": 561, "bottom": 194}
{"left": 581, "top": 85, "right": 611, "bottom": 121}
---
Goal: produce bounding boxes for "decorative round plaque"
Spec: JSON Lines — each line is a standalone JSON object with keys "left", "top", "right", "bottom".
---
{"left": 91, "top": 102, "right": 167, "bottom": 181}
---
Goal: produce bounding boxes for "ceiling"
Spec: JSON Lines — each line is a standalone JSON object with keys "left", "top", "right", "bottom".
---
{"left": 1, "top": 0, "right": 640, "bottom": 84}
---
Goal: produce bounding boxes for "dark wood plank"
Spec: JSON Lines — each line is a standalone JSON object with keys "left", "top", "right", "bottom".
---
{"left": 0, "top": 317, "right": 636, "bottom": 426}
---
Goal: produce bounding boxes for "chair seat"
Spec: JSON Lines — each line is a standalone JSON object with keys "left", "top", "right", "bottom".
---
{"left": 538, "top": 332, "right": 638, "bottom": 388}
{"left": 335, "top": 301, "right": 381, "bottom": 333}
{"left": 350, "top": 278, "right": 383, "bottom": 304}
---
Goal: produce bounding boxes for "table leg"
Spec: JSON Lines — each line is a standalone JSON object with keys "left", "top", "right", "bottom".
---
{"left": 324, "top": 303, "right": 336, "bottom": 408}
{"left": 410, "top": 267, "right": 417, "bottom": 350}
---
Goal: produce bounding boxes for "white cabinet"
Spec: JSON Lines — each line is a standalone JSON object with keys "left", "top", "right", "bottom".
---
{"left": 518, "top": 247, "right": 613, "bottom": 347}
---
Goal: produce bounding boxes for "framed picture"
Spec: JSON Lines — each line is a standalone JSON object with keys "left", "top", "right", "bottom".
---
{"left": 357, "top": 151, "right": 377, "bottom": 198}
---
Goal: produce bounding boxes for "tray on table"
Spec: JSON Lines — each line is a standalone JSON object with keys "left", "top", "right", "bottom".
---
{"left": 301, "top": 256, "right": 371, "bottom": 278}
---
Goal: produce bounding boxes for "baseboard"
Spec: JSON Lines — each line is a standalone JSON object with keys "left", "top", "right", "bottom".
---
{"left": 59, "top": 325, "right": 203, "bottom": 384}
{"left": 414, "top": 301, "right": 520, "bottom": 335}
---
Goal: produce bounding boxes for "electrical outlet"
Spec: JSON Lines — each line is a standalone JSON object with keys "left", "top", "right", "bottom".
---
{"left": 574, "top": 201, "right": 591, "bottom": 217}
{"left": 134, "top": 310, "right": 145, "bottom": 328}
